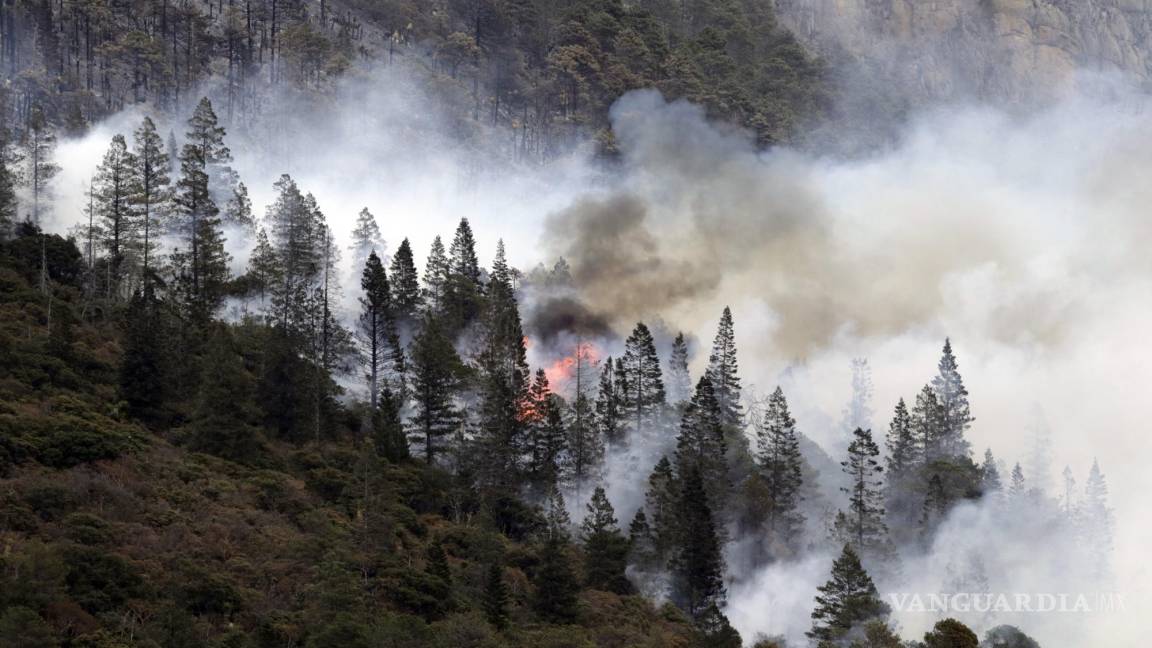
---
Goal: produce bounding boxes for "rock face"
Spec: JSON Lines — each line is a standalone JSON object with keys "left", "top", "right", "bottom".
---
{"left": 773, "top": 0, "right": 1152, "bottom": 103}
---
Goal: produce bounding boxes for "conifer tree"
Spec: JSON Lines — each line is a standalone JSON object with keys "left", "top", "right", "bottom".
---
{"left": 92, "top": 134, "right": 139, "bottom": 299}
{"left": 674, "top": 375, "right": 728, "bottom": 506}
{"left": 981, "top": 449, "right": 1002, "bottom": 495}
{"left": 923, "top": 618, "right": 979, "bottom": 648}
{"left": 706, "top": 307, "right": 742, "bottom": 428}
{"left": 912, "top": 385, "right": 946, "bottom": 462}
{"left": 884, "top": 398, "right": 919, "bottom": 526}
{"left": 919, "top": 473, "right": 950, "bottom": 539}
{"left": 374, "top": 386, "right": 409, "bottom": 462}
{"left": 445, "top": 217, "right": 483, "bottom": 330}
{"left": 359, "top": 251, "right": 397, "bottom": 409}
{"left": 621, "top": 322, "right": 665, "bottom": 439}
{"left": 247, "top": 227, "right": 280, "bottom": 310}
{"left": 1009, "top": 463, "right": 1026, "bottom": 500}
{"left": 389, "top": 237, "right": 422, "bottom": 325}
{"left": 842, "top": 358, "right": 875, "bottom": 438}
{"left": 474, "top": 239, "right": 530, "bottom": 492}
{"left": 131, "top": 116, "right": 170, "bottom": 294}
{"left": 408, "top": 318, "right": 462, "bottom": 464}
{"left": 564, "top": 385, "right": 603, "bottom": 492}
{"left": 222, "top": 181, "right": 254, "bottom": 231}
{"left": 756, "top": 386, "right": 805, "bottom": 551}
{"left": 119, "top": 291, "right": 168, "bottom": 423}
{"left": 265, "top": 174, "right": 320, "bottom": 331}
{"left": 628, "top": 509, "right": 657, "bottom": 568}
{"left": 807, "top": 544, "right": 891, "bottom": 645}
{"left": 349, "top": 207, "right": 385, "bottom": 271}
{"left": 425, "top": 541, "right": 451, "bottom": 585}
{"left": 173, "top": 97, "right": 232, "bottom": 317}
{"left": 482, "top": 561, "right": 510, "bottom": 629}
{"left": 594, "top": 355, "right": 624, "bottom": 448}
{"left": 524, "top": 370, "right": 566, "bottom": 493}
{"left": 21, "top": 105, "right": 59, "bottom": 225}
{"left": 834, "top": 428, "right": 890, "bottom": 559}
{"left": 188, "top": 327, "right": 265, "bottom": 463}
{"left": 581, "top": 487, "right": 631, "bottom": 594}
{"left": 535, "top": 487, "right": 579, "bottom": 622}
{"left": 422, "top": 235, "right": 449, "bottom": 315}
{"left": 672, "top": 465, "right": 726, "bottom": 622}
{"left": 931, "top": 339, "right": 973, "bottom": 458}
{"left": 0, "top": 123, "right": 19, "bottom": 237}
{"left": 667, "top": 332, "right": 692, "bottom": 406}
{"left": 1080, "top": 459, "right": 1113, "bottom": 579}
{"left": 644, "top": 456, "right": 680, "bottom": 563}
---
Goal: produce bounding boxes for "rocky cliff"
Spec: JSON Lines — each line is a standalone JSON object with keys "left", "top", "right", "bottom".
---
{"left": 774, "top": 0, "right": 1152, "bottom": 103}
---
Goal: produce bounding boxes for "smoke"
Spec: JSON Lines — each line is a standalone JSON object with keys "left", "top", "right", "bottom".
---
{"left": 44, "top": 52, "right": 1152, "bottom": 647}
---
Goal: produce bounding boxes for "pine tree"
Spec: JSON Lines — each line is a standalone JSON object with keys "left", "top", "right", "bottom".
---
{"left": 349, "top": 207, "right": 385, "bottom": 271}
{"left": 389, "top": 237, "right": 422, "bottom": 326}
{"left": 919, "top": 473, "right": 949, "bottom": 540}
{"left": 621, "top": 322, "right": 665, "bottom": 440}
{"left": 246, "top": 227, "right": 280, "bottom": 310}
{"left": 564, "top": 383, "right": 603, "bottom": 492}
{"left": 705, "top": 307, "right": 742, "bottom": 428}
{"left": 594, "top": 356, "right": 624, "bottom": 448}
{"left": 0, "top": 121, "right": 19, "bottom": 237}
{"left": 981, "top": 449, "right": 1002, "bottom": 495}
{"left": 581, "top": 487, "right": 631, "bottom": 594}
{"left": 672, "top": 465, "right": 726, "bottom": 621}
{"left": 628, "top": 509, "right": 657, "bottom": 567}
{"left": 188, "top": 327, "right": 265, "bottom": 463}
{"left": 131, "top": 117, "right": 170, "bottom": 294}
{"left": 667, "top": 332, "right": 692, "bottom": 406}
{"left": 884, "top": 398, "right": 920, "bottom": 526}
{"left": 535, "top": 487, "right": 579, "bottom": 622}
{"left": 222, "top": 181, "right": 254, "bottom": 230}
{"left": 92, "top": 134, "right": 139, "bottom": 299}
{"left": 422, "top": 235, "right": 449, "bottom": 315}
{"left": 807, "top": 544, "right": 891, "bottom": 644}
{"left": 841, "top": 358, "right": 874, "bottom": 437}
{"left": 912, "top": 385, "right": 946, "bottom": 462}
{"left": 756, "top": 386, "right": 805, "bottom": 551}
{"left": 1080, "top": 459, "right": 1113, "bottom": 580}
{"left": 359, "top": 251, "right": 398, "bottom": 409}
{"left": 482, "top": 560, "right": 510, "bottom": 629}
{"left": 644, "top": 455, "right": 680, "bottom": 563}
{"left": 119, "top": 292, "right": 168, "bottom": 423}
{"left": 425, "top": 541, "right": 451, "bottom": 584}
{"left": 408, "top": 318, "right": 462, "bottom": 464}
{"left": 474, "top": 238, "right": 530, "bottom": 492}
{"left": 834, "top": 428, "right": 890, "bottom": 559}
{"left": 524, "top": 370, "right": 566, "bottom": 493}
{"left": 931, "top": 339, "right": 973, "bottom": 458}
{"left": 172, "top": 97, "right": 232, "bottom": 317}
{"left": 674, "top": 375, "right": 728, "bottom": 507}
{"left": 445, "top": 217, "right": 483, "bottom": 331}
{"left": 1009, "top": 463, "right": 1026, "bottom": 500}
{"left": 923, "top": 618, "right": 979, "bottom": 648}
{"left": 265, "top": 174, "right": 321, "bottom": 331}
{"left": 21, "top": 105, "right": 59, "bottom": 225}
{"left": 374, "top": 386, "right": 410, "bottom": 462}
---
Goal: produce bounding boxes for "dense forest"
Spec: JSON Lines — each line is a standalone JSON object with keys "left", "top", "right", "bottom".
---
{"left": 0, "top": 0, "right": 1124, "bottom": 647}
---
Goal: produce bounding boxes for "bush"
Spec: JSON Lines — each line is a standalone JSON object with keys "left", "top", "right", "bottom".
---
{"left": 0, "top": 411, "right": 140, "bottom": 469}
{"left": 62, "top": 512, "right": 113, "bottom": 546}
{"left": 0, "top": 605, "right": 60, "bottom": 647}
{"left": 63, "top": 547, "right": 145, "bottom": 613}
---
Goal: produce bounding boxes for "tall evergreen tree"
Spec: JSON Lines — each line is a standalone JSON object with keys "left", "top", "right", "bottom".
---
{"left": 524, "top": 370, "right": 567, "bottom": 493}
{"left": 534, "top": 487, "right": 579, "bottom": 623}
{"left": 628, "top": 509, "right": 657, "bottom": 568}
{"left": 919, "top": 473, "right": 950, "bottom": 540}
{"left": 21, "top": 105, "right": 59, "bottom": 225}
{"left": 265, "top": 174, "right": 321, "bottom": 331}
{"left": 359, "top": 251, "right": 401, "bottom": 409}
{"left": 131, "top": 117, "right": 170, "bottom": 294}
{"left": 834, "top": 428, "right": 890, "bottom": 559}
{"left": 594, "top": 355, "right": 624, "bottom": 449}
{"left": 374, "top": 386, "right": 410, "bottom": 462}
{"left": 0, "top": 121, "right": 19, "bottom": 237}
{"left": 884, "top": 398, "right": 919, "bottom": 527}
{"left": 756, "top": 386, "right": 805, "bottom": 552}
{"left": 671, "top": 465, "right": 726, "bottom": 622}
{"left": 705, "top": 307, "right": 742, "bottom": 428}
{"left": 246, "top": 227, "right": 280, "bottom": 310}
{"left": 222, "top": 181, "right": 254, "bottom": 231}
{"left": 474, "top": 240, "right": 530, "bottom": 492}
{"left": 388, "top": 237, "right": 422, "bottom": 326}
{"left": 172, "top": 97, "right": 232, "bottom": 317}
{"left": 188, "top": 327, "right": 265, "bottom": 463}
{"left": 445, "top": 217, "right": 483, "bottom": 330}
{"left": 408, "top": 318, "right": 462, "bottom": 465}
{"left": 981, "top": 449, "right": 1002, "bottom": 495}
{"left": 644, "top": 455, "right": 680, "bottom": 563}
{"left": 349, "top": 207, "right": 385, "bottom": 271}
{"left": 581, "top": 487, "right": 631, "bottom": 594}
{"left": 1009, "top": 463, "right": 1026, "bottom": 500}
{"left": 930, "top": 339, "right": 973, "bottom": 458}
{"left": 912, "top": 385, "right": 945, "bottom": 462}
{"left": 674, "top": 375, "right": 728, "bottom": 506}
{"left": 1080, "top": 459, "right": 1113, "bottom": 580}
{"left": 667, "top": 332, "right": 692, "bottom": 406}
{"left": 422, "top": 235, "right": 449, "bottom": 315}
{"left": 482, "top": 560, "right": 510, "bottom": 629}
{"left": 807, "top": 544, "right": 891, "bottom": 645}
{"left": 92, "top": 134, "right": 139, "bottom": 299}
{"left": 620, "top": 322, "right": 665, "bottom": 440}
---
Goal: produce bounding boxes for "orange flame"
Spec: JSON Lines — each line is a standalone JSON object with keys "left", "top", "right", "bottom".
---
{"left": 543, "top": 342, "right": 601, "bottom": 394}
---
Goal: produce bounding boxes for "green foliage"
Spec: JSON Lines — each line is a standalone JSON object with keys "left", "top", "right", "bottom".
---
{"left": 923, "top": 618, "right": 979, "bottom": 648}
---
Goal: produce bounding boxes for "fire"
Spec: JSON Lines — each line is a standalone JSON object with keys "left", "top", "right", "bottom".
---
{"left": 543, "top": 342, "right": 601, "bottom": 395}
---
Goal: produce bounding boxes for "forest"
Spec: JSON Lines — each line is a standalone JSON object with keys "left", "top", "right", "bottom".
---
{"left": 0, "top": 0, "right": 1126, "bottom": 647}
